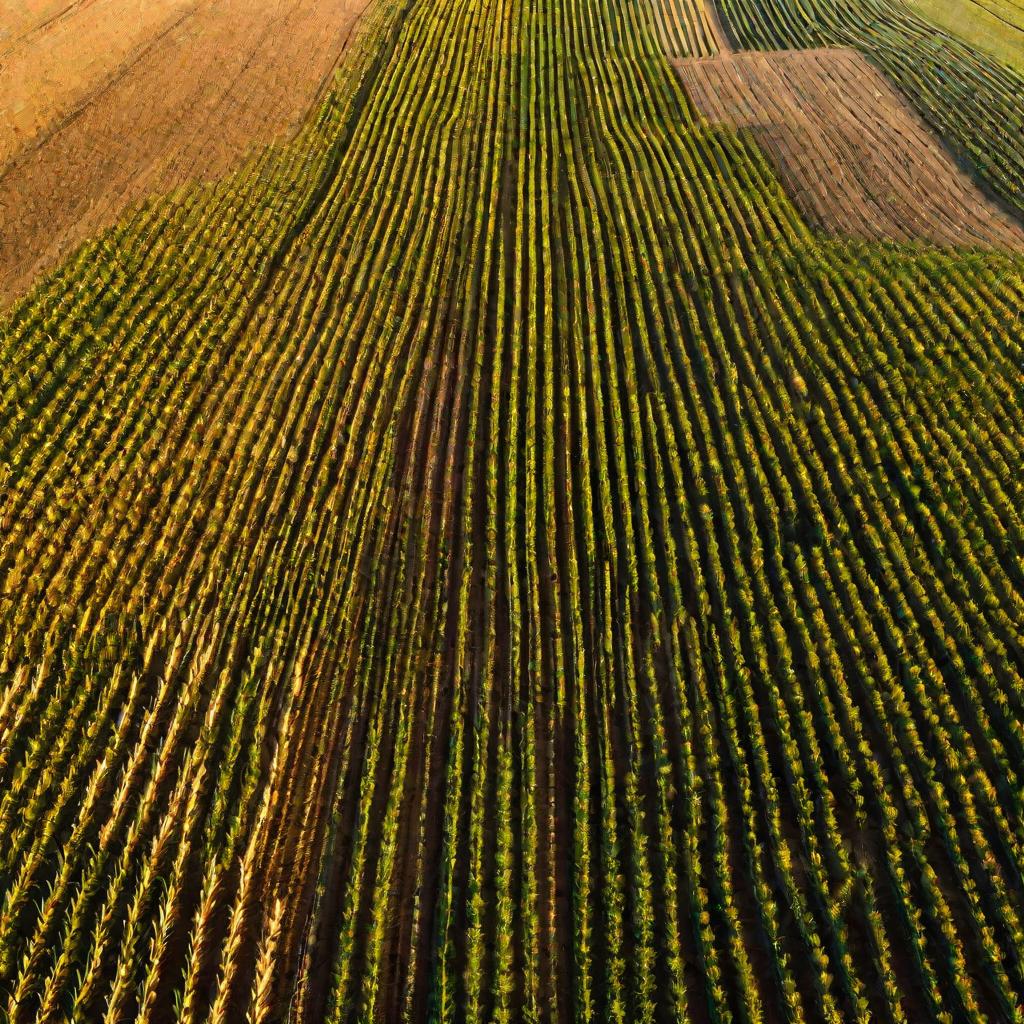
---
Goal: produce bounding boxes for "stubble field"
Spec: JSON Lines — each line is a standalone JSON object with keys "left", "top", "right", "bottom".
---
{"left": 0, "top": 0, "right": 367, "bottom": 302}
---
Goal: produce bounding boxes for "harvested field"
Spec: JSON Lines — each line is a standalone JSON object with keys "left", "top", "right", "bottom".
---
{"left": 714, "top": 0, "right": 1024, "bottom": 219}
{"left": 675, "top": 47, "right": 1024, "bottom": 249}
{"left": 0, "top": 0, "right": 195, "bottom": 165}
{"left": 0, "top": 0, "right": 367, "bottom": 302}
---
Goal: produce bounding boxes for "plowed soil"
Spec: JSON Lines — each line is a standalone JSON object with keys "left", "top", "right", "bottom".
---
{"left": 674, "top": 47, "right": 1024, "bottom": 250}
{"left": 0, "top": 0, "right": 367, "bottom": 303}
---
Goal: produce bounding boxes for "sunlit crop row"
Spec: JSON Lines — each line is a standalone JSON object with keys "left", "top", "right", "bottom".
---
{"left": 1, "top": 0, "right": 1023, "bottom": 1018}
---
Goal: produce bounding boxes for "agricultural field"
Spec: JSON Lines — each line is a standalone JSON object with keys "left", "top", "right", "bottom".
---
{"left": 904, "top": 0, "right": 1024, "bottom": 72}
{"left": 674, "top": 48, "right": 1024, "bottom": 249}
{"left": 1, "top": 0, "right": 1024, "bottom": 1022}
{"left": 718, "top": 0, "right": 1024, "bottom": 210}
{"left": 0, "top": 0, "right": 366, "bottom": 302}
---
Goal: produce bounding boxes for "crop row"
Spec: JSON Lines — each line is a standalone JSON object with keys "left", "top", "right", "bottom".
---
{"left": 1, "top": 0, "right": 1024, "bottom": 1018}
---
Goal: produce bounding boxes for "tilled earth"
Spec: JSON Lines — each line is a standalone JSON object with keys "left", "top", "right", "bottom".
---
{"left": 0, "top": 0, "right": 368, "bottom": 303}
{"left": 675, "top": 47, "right": 1024, "bottom": 250}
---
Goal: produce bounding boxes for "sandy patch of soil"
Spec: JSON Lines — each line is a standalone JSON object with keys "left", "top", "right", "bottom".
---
{"left": 0, "top": 0, "right": 196, "bottom": 165}
{"left": 0, "top": 0, "right": 368, "bottom": 303}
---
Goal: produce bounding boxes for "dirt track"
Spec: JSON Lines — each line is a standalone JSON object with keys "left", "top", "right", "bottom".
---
{"left": 675, "top": 47, "right": 1024, "bottom": 250}
{"left": 0, "top": 0, "right": 367, "bottom": 303}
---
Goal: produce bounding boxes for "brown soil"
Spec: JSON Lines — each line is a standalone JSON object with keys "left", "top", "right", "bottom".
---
{"left": 0, "top": 0, "right": 367, "bottom": 304}
{"left": 1, "top": 0, "right": 194, "bottom": 165}
{"left": 674, "top": 47, "right": 1024, "bottom": 250}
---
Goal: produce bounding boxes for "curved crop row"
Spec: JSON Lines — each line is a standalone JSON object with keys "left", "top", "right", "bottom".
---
{"left": 1, "top": 0, "right": 1024, "bottom": 1018}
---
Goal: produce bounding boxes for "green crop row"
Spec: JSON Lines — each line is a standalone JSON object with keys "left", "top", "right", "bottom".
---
{"left": 1, "top": 0, "right": 1024, "bottom": 1018}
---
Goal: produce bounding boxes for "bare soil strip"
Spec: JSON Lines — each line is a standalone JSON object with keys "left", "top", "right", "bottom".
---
{"left": 0, "top": 0, "right": 89, "bottom": 50}
{"left": 0, "top": 0, "right": 197, "bottom": 164}
{"left": 674, "top": 47, "right": 1024, "bottom": 250}
{"left": 0, "top": 0, "right": 367, "bottom": 303}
